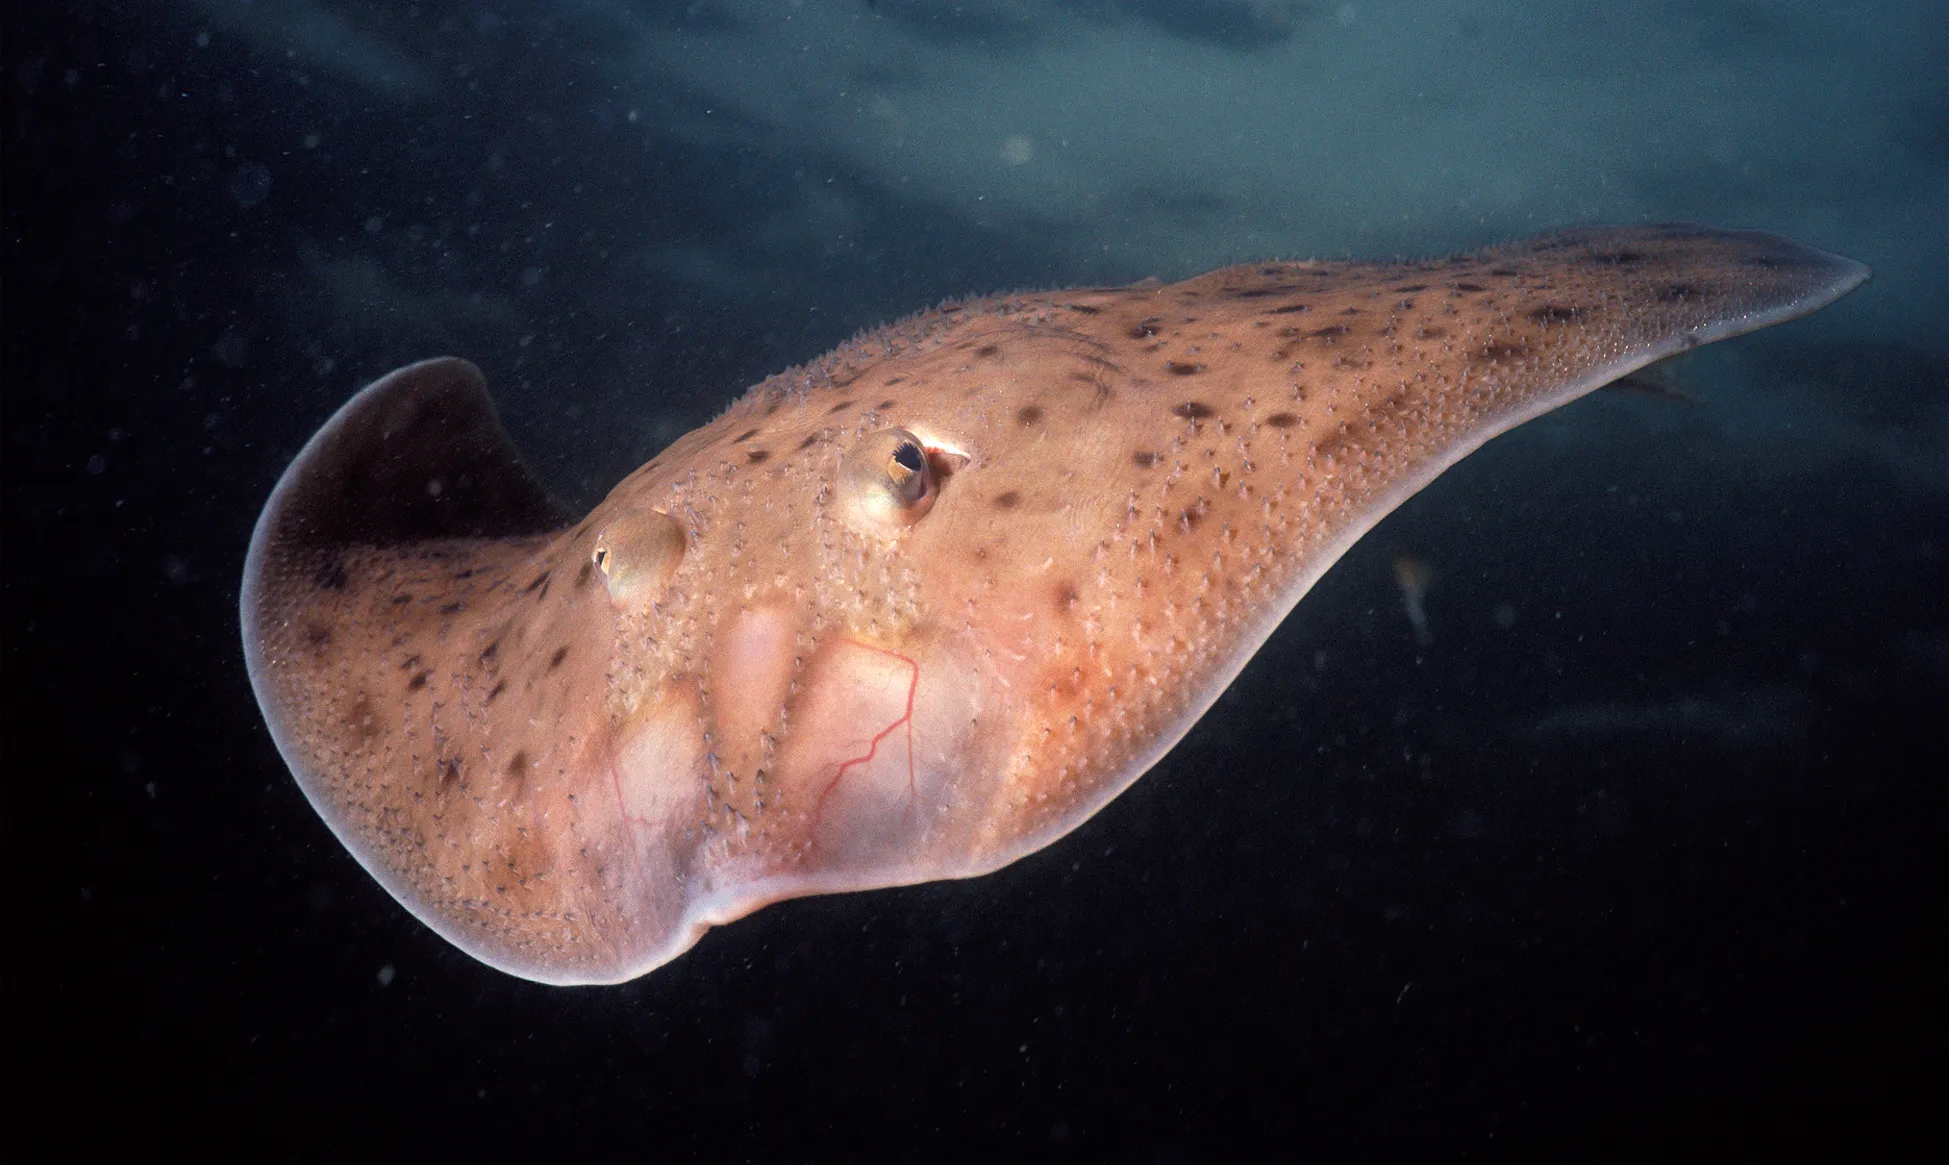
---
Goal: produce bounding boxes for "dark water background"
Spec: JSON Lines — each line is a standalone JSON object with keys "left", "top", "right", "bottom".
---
{"left": 8, "top": 1, "right": 1945, "bottom": 1157}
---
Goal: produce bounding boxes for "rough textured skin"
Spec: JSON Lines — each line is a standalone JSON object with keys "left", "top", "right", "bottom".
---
{"left": 242, "top": 225, "right": 1868, "bottom": 984}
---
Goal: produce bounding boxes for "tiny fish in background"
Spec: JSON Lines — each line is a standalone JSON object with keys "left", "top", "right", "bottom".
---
{"left": 242, "top": 225, "right": 1866, "bottom": 984}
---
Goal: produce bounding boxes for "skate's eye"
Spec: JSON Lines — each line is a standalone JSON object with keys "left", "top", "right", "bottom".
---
{"left": 839, "top": 428, "right": 939, "bottom": 530}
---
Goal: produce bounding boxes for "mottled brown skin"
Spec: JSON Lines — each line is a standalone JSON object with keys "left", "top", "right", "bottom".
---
{"left": 243, "top": 225, "right": 1867, "bottom": 983}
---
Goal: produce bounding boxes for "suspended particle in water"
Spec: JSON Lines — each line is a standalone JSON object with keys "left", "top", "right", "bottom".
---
{"left": 1392, "top": 553, "right": 1435, "bottom": 646}
{"left": 228, "top": 162, "right": 272, "bottom": 208}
